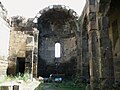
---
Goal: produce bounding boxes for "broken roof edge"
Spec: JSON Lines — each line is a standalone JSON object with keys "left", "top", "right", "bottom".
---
{"left": 33, "top": 5, "right": 79, "bottom": 23}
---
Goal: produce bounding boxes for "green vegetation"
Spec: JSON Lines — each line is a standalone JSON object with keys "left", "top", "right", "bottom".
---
{"left": 0, "top": 73, "right": 31, "bottom": 83}
{"left": 38, "top": 73, "right": 89, "bottom": 90}
{"left": 53, "top": 82, "right": 87, "bottom": 90}
{"left": 38, "top": 82, "right": 88, "bottom": 90}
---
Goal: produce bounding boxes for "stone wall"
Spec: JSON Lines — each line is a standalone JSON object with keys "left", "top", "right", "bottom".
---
{"left": 0, "top": 60, "right": 8, "bottom": 75}
{"left": 108, "top": 0, "right": 120, "bottom": 82}
{"left": 80, "top": 0, "right": 115, "bottom": 89}
{"left": 8, "top": 17, "right": 38, "bottom": 77}
{"left": 9, "top": 29, "right": 27, "bottom": 58}
{"left": 63, "top": 36, "right": 77, "bottom": 62}
{"left": 0, "top": 2, "right": 10, "bottom": 76}
{"left": 37, "top": 5, "right": 78, "bottom": 77}
{"left": 8, "top": 28, "right": 28, "bottom": 75}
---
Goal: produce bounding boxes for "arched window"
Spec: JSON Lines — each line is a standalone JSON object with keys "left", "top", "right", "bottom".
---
{"left": 55, "top": 43, "right": 61, "bottom": 58}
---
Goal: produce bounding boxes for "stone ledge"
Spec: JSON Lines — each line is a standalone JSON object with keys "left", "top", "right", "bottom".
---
{"left": 0, "top": 79, "right": 41, "bottom": 90}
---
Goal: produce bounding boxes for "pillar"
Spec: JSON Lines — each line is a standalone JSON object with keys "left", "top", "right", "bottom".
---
{"left": 89, "top": 30, "right": 101, "bottom": 90}
{"left": 99, "top": 16, "right": 114, "bottom": 90}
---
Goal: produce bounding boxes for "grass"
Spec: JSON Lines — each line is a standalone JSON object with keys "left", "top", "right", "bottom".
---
{"left": 0, "top": 73, "right": 31, "bottom": 83}
{"left": 38, "top": 81, "right": 88, "bottom": 90}
{"left": 53, "top": 81, "right": 87, "bottom": 90}
{"left": 60, "top": 88, "right": 81, "bottom": 90}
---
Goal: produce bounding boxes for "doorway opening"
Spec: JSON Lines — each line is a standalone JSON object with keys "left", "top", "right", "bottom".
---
{"left": 17, "top": 57, "right": 25, "bottom": 74}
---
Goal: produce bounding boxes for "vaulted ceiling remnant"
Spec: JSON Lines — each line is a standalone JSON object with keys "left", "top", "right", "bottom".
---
{"left": 39, "top": 6, "right": 77, "bottom": 24}
{"left": 37, "top": 5, "right": 78, "bottom": 22}
{"left": 36, "top": 5, "right": 79, "bottom": 38}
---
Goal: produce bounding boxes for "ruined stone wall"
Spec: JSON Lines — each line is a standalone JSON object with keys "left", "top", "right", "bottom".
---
{"left": 37, "top": 5, "right": 79, "bottom": 77}
{"left": 0, "top": 3, "right": 10, "bottom": 60}
{"left": 38, "top": 28, "right": 77, "bottom": 77}
{"left": 38, "top": 22, "right": 77, "bottom": 65}
{"left": 80, "top": 0, "right": 115, "bottom": 89}
{"left": 39, "top": 36, "right": 77, "bottom": 64}
{"left": 0, "top": 60, "right": 8, "bottom": 75}
{"left": 63, "top": 36, "right": 77, "bottom": 62}
{"left": 8, "top": 28, "right": 28, "bottom": 74}
{"left": 0, "top": 17, "right": 10, "bottom": 60}
{"left": 39, "top": 37, "right": 55, "bottom": 64}
{"left": 0, "top": 2, "right": 10, "bottom": 75}
{"left": 9, "top": 29, "right": 27, "bottom": 58}
{"left": 108, "top": 1, "right": 120, "bottom": 81}
{"left": 8, "top": 28, "right": 38, "bottom": 77}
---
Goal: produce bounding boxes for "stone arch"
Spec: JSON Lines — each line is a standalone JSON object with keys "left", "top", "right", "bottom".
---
{"left": 35, "top": 5, "right": 80, "bottom": 77}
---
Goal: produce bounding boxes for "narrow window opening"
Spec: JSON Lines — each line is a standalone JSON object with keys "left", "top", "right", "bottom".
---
{"left": 55, "top": 43, "right": 61, "bottom": 58}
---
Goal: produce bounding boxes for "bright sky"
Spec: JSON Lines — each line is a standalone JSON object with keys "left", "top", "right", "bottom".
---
{"left": 55, "top": 43, "right": 61, "bottom": 58}
{"left": 1, "top": 0, "right": 86, "bottom": 18}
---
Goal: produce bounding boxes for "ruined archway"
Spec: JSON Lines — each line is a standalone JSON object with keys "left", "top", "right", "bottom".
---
{"left": 36, "top": 5, "right": 80, "bottom": 77}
